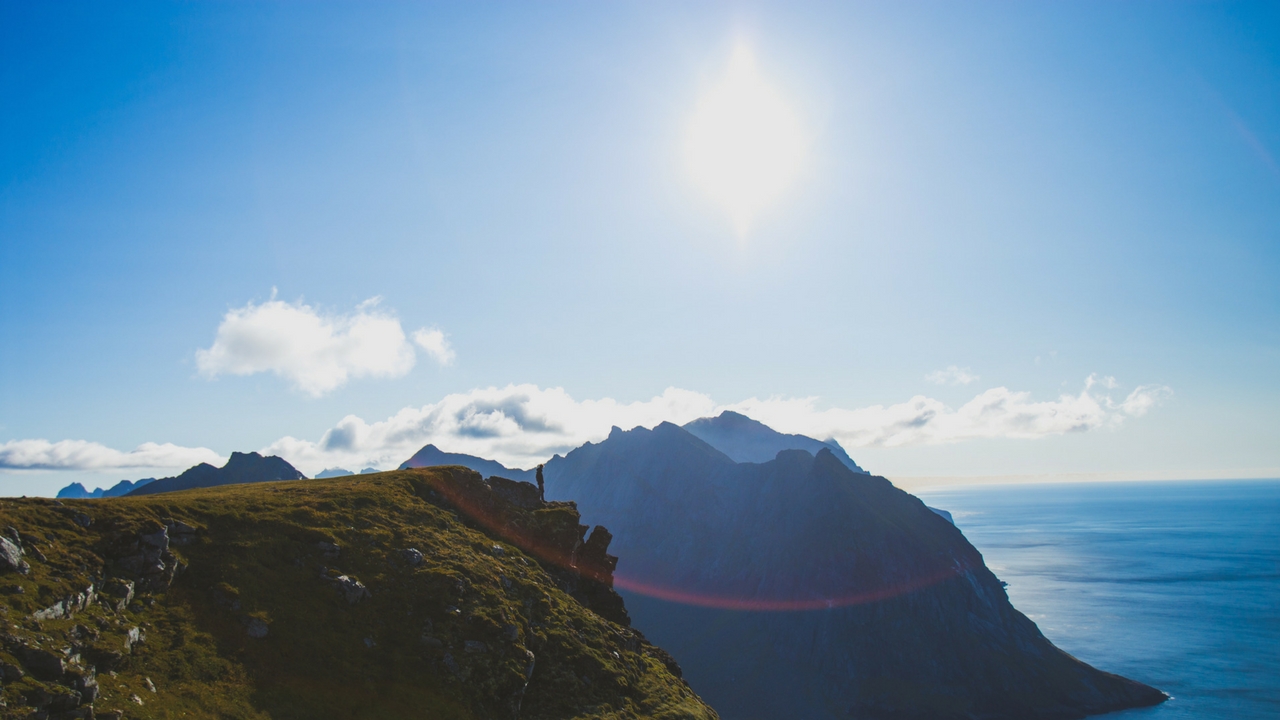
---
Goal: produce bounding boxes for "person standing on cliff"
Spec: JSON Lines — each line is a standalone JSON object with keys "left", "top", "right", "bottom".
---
{"left": 536, "top": 464, "right": 545, "bottom": 502}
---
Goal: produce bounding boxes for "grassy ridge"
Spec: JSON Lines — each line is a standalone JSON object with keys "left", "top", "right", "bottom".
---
{"left": 0, "top": 468, "right": 717, "bottom": 720}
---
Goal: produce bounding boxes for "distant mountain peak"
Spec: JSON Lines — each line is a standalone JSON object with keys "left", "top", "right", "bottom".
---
{"left": 128, "top": 452, "right": 304, "bottom": 496}
{"left": 682, "top": 410, "right": 867, "bottom": 473}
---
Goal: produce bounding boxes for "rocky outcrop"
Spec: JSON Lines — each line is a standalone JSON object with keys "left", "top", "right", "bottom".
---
{"left": 410, "top": 467, "right": 631, "bottom": 628}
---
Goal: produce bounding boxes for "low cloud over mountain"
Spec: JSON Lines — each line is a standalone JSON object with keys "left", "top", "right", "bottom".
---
{"left": 2, "top": 378, "right": 1169, "bottom": 479}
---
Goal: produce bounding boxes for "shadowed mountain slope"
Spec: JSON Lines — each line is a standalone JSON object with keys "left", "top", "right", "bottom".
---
{"left": 541, "top": 423, "right": 1166, "bottom": 720}
{"left": 0, "top": 469, "right": 716, "bottom": 719}
{"left": 127, "top": 451, "right": 304, "bottom": 496}
{"left": 682, "top": 410, "right": 867, "bottom": 473}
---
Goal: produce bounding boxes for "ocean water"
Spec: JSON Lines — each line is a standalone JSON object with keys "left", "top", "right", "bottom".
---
{"left": 916, "top": 480, "right": 1280, "bottom": 720}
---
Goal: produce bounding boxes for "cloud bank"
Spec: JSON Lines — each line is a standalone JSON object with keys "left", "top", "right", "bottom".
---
{"left": 196, "top": 295, "right": 452, "bottom": 396}
{"left": 263, "top": 378, "right": 1172, "bottom": 475}
{"left": 0, "top": 439, "right": 223, "bottom": 471}
{"left": 1, "top": 378, "right": 1171, "bottom": 477}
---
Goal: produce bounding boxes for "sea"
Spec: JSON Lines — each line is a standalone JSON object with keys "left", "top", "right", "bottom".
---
{"left": 915, "top": 480, "right": 1280, "bottom": 720}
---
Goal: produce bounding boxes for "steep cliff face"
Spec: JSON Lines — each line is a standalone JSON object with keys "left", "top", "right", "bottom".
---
{"left": 542, "top": 423, "right": 1166, "bottom": 720}
{"left": 0, "top": 469, "right": 716, "bottom": 720}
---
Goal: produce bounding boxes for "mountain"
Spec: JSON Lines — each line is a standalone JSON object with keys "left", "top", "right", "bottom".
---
{"left": 55, "top": 478, "right": 155, "bottom": 499}
{"left": 127, "top": 452, "right": 305, "bottom": 496}
{"left": 683, "top": 410, "right": 867, "bottom": 472}
{"left": 400, "top": 444, "right": 535, "bottom": 483}
{"left": 0, "top": 468, "right": 714, "bottom": 719}
{"left": 540, "top": 422, "right": 1166, "bottom": 720}
{"left": 315, "top": 467, "right": 354, "bottom": 478}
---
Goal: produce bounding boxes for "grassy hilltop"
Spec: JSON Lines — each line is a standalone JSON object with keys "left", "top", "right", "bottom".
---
{"left": 0, "top": 468, "right": 717, "bottom": 720}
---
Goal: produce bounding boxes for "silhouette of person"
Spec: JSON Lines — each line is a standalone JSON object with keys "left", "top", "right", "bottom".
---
{"left": 536, "top": 464, "right": 545, "bottom": 502}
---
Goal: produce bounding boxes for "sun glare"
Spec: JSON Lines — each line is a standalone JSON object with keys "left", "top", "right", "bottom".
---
{"left": 685, "top": 42, "right": 806, "bottom": 236}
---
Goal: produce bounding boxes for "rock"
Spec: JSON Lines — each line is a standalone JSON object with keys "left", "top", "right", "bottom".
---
{"left": 0, "top": 660, "right": 24, "bottom": 681}
{"left": 67, "top": 666, "right": 99, "bottom": 703}
{"left": 333, "top": 575, "right": 370, "bottom": 604}
{"left": 363, "top": 637, "right": 376, "bottom": 648}
{"left": 72, "top": 512, "right": 93, "bottom": 528}
{"left": 163, "top": 519, "right": 198, "bottom": 546}
{"left": 421, "top": 635, "right": 444, "bottom": 648}
{"left": 144, "top": 677, "right": 156, "bottom": 693}
{"left": 0, "top": 537, "right": 29, "bottom": 575}
{"left": 32, "top": 583, "right": 98, "bottom": 621}
{"left": 464, "top": 640, "right": 487, "bottom": 654}
{"left": 18, "top": 645, "right": 66, "bottom": 680}
{"left": 490, "top": 544, "right": 505, "bottom": 557}
{"left": 138, "top": 525, "right": 168, "bottom": 551}
{"left": 101, "top": 579, "right": 135, "bottom": 612}
{"left": 503, "top": 623, "right": 519, "bottom": 642}
{"left": 317, "top": 541, "right": 340, "bottom": 558}
{"left": 246, "top": 618, "right": 269, "bottom": 639}
{"left": 84, "top": 646, "right": 125, "bottom": 673}
{"left": 98, "top": 711, "right": 125, "bottom": 720}
{"left": 129, "top": 693, "right": 144, "bottom": 705}
{"left": 399, "top": 548, "right": 425, "bottom": 567}
{"left": 124, "top": 626, "right": 145, "bottom": 653}
{"left": 442, "top": 653, "right": 460, "bottom": 675}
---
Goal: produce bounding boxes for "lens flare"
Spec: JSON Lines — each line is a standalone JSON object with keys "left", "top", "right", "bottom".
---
{"left": 685, "top": 42, "right": 806, "bottom": 236}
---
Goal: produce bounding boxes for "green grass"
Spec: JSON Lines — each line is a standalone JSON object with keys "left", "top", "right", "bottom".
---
{"left": 0, "top": 468, "right": 718, "bottom": 720}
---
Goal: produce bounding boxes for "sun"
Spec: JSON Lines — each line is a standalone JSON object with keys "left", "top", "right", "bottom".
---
{"left": 685, "top": 42, "right": 806, "bottom": 236}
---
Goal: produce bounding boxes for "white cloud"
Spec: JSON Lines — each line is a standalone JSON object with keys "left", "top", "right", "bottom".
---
{"left": 195, "top": 295, "right": 452, "bottom": 396}
{"left": 261, "top": 378, "right": 1172, "bottom": 476}
{"left": 0, "top": 439, "right": 223, "bottom": 471}
{"left": 262, "top": 385, "right": 718, "bottom": 474}
{"left": 925, "top": 366, "right": 979, "bottom": 385}
{"left": 412, "top": 328, "right": 455, "bottom": 366}
{"left": 3, "top": 378, "right": 1171, "bottom": 479}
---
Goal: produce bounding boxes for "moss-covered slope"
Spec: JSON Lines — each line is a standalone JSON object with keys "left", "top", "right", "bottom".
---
{"left": 0, "top": 468, "right": 717, "bottom": 720}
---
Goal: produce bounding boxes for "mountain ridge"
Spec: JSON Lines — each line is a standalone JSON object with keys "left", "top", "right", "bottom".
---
{"left": 540, "top": 422, "right": 1166, "bottom": 720}
{"left": 126, "top": 451, "right": 305, "bottom": 496}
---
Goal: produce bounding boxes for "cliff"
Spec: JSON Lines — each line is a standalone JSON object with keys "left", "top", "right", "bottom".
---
{"left": 541, "top": 422, "right": 1167, "bottom": 720}
{"left": 0, "top": 468, "right": 715, "bottom": 720}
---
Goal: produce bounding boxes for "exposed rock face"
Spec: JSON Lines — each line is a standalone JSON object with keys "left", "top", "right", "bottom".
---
{"left": 0, "top": 535, "right": 29, "bottom": 575}
{"left": 542, "top": 422, "right": 1167, "bottom": 720}
{"left": 127, "top": 451, "right": 304, "bottom": 496}
{"left": 413, "top": 468, "right": 630, "bottom": 628}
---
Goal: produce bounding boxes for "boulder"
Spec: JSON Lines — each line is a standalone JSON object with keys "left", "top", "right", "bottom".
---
{"left": 0, "top": 536, "right": 29, "bottom": 575}
{"left": 101, "top": 578, "right": 135, "bottom": 611}
{"left": 246, "top": 618, "right": 269, "bottom": 639}
{"left": 333, "top": 575, "right": 370, "bottom": 604}
{"left": 399, "top": 548, "right": 425, "bottom": 567}
{"left": 18, "top": 645, "right": 66, "bottom": 681}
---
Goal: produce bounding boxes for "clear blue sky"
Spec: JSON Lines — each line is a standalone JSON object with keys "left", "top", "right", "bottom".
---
{"left": 2, "top": 1, "right": 1277, "bottom": 496}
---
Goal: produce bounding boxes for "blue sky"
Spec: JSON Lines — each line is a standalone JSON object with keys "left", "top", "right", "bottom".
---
{"left": 2, "top": 1, "right": 1277, "bottom": 496}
